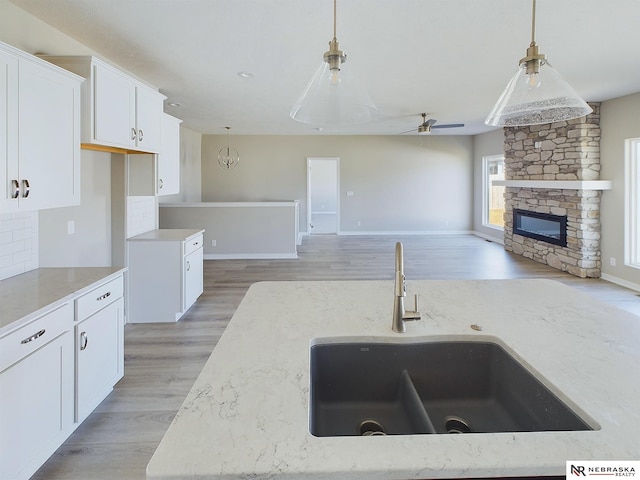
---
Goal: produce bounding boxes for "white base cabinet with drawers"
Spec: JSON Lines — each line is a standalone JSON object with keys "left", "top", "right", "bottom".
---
{"left": 74, "top": 276, "right": 125, "bottom": 423}
{"left": 128, "top": 229, "right": 204, "bottom": 323}
{"left": 0, "top": 270, "right": 125, "bottom": 480}
{"left": 0, "top": 304, "right": 75, "bottom": 480}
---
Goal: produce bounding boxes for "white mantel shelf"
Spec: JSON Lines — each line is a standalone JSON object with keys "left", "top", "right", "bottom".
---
{"left": 493, "top": 180, "right": 612, "bottom": 190}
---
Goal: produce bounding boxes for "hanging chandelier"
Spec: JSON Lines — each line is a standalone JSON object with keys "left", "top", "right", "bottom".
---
{"left": 289, "top": 0, "right": 378, "bottom": 126}
{"left": 485, "top": 0, "right": 592, "bottom": 127}
{"left": 218, "top": 127, "right": 239, "bottom": 170}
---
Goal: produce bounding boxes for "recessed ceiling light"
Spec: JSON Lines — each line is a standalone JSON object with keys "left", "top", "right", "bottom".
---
{"left": 237, "top": 71, "right": 255, "bottom": 79}
{"left": 167, "top": 102, "right": 182, "bottom": 107}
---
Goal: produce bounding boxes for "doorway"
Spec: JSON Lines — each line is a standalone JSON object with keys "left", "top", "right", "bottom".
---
{"left": 307, "top": 157, "right": 339, "bottom": 234}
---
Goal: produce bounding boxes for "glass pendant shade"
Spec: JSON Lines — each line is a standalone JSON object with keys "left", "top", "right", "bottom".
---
{"left": 290, "top": 61, "right": 378, "bottom": 125}
{"left": 485, "top": 59, "right": 592, "bottom": 126}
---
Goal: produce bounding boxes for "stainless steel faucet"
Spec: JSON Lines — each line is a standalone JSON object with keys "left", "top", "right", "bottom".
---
{"left": 392, "top": 242, "right": 421, "bottom": 333}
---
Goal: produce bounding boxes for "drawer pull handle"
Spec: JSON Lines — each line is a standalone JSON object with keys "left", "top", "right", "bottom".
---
{"left": 186, "top": 260, "right": 191, "bottom": 272}
{"left": 21, "top": 329, "right": 46, "bottom": 344}
{"left": 97, "top": 291, "right": 111, "bottom": 301}
{"left": 193, "top": 241, "right": 199, "bottom": 246}
{"left": 138, "top": 129, "right": 144, "bottom": 141}
{"left": 80, "top": 331, "right": 88, "bottom": 351}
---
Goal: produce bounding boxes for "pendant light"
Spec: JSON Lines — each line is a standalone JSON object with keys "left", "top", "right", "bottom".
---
{"left": 485, "top": 0, "right": 592, "bottom": 127}
{"left": 218, "top": 127, "right": 239, "bottom": 170}
{"left": 289, "top": 0, "right": 378, "bottom": 126}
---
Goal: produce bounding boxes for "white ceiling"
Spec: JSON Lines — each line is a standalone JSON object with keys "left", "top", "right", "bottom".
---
{"left": 9, "top": 0, "right": 640, "bottom": 136}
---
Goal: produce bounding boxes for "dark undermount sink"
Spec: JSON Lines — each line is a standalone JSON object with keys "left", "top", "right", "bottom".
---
{"left": 309, "top": 339, "right": 595, "bottom": 437}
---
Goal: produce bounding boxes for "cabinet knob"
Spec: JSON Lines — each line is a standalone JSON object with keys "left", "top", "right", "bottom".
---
{"left": 22, "top": 179, "right": 30, "bottom": 198}
{"left": 131, "top": 127, "right": 137, "bottom": 140}
{"left": 11, "top": 179, "right": 20, "bottom": 199}
{"left": 80, "top": 331, "right": 88, "bottom": 351}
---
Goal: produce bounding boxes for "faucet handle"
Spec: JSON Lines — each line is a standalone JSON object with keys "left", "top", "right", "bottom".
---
{"left": 413, "top": 294, "right": 419, "bottom": 312}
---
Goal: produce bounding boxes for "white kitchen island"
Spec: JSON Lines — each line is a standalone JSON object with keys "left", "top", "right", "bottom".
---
{"left": 146, "top": 279, "right": 640, "bottom": 479}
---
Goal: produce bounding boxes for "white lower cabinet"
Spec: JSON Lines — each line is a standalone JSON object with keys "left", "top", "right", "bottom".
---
{"left": 0, "top": 304, "right": 74, "bottom": 480}
{"left": 184, "top": 245, "right": 204, "bottom": 310}
{"left": 0, "top": 271, "right": 125, "bottom": 480}
{"left": 75, "top": 297, "right": 124, "bottom": 423}
{"left": 128, "top": 229, "right": 204, "bottom": 323}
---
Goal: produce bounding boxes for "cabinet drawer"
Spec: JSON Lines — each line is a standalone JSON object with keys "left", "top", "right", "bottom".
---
{"left": 75, "top": 276, "right": 124, "bottom": 321}
{"left": 0, "top": 303, "right": 73, "bottom": 372}
{"left": 184, "top": 234, "right": 204, "bottom": 256}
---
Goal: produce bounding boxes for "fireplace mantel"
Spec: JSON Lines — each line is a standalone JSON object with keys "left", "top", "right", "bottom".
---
{"left": 493, "top": 180, "right": 612, "bottom": 190}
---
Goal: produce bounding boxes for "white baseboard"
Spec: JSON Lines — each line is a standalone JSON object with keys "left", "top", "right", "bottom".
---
{"left": 338, "top": 230, "right": 473, "bottom": 236}
{"left": 204, "top": 253, "right": 298, "bottom": 260}
{"left": 472, "top": 231, "right": 505, "bottom": 245}
{"left": 600, "top": 273, "right": 640, "bottom": 293}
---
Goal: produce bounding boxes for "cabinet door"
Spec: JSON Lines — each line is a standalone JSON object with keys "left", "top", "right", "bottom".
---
{"left": 76, "top": 297, "right": 124, "bottom": 423}
{"left": 93, "top": 63, "right": 136, "bottom": 149}
{"left": 0, "top": 49, "right": 19, "bottom": 211}
{"left": 184, "top": 247, "right": 203, "bottom": 311}
{"left": 157, "top": 114, "right": 182, "bottom": 195}
{"left": 135, "top": 85, "right": 163, "bottom": 153}
{"left": 0, "top": 331, "right": 74, "bottom": 480}
{"left": 18, "top": 60, "right": 81, "bottom": 210}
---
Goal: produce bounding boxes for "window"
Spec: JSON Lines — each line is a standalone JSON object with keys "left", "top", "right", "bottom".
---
{"left": 482, "top": 155, "right": 505, "bottom": 229}
{"left": 625, "top": 138, "right": 640, "bottom": 269}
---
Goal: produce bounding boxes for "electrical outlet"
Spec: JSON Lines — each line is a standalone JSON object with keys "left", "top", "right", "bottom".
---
{"left": 356, "top": 221, "right": 361, "bottom": 227}
{"left": 211, "top": 240, "right": 217, "bottom": 247}
{"left": 67, "top": 220, "right": 75, "bottom": 235}
{"left": 610, "top": 257, "right": 616, "bottom": 267}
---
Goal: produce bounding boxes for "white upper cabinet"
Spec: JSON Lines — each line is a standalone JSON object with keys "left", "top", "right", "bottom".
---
{"left": 0, "top": 48, "right": 19, "bottom": 212}
{"left": 1, "top": 42, "right": 82, "bottom": 213}
{"left": 157, "top": 113, "right": 182, "bottom": 196}
{"left": 42, "top": 56, "right": 166, "bottom": 153}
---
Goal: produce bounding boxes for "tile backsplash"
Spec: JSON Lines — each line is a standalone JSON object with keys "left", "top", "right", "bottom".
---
{"left": 127, "top": 196, "right": 157, "bottom": 238}
{"left": 0, "top": 211, "right": 39, "bottom": 281}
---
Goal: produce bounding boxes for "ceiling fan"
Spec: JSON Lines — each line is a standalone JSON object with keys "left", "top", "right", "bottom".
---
{"left": 400, "top": 113, "right": 464, "bottom": 135}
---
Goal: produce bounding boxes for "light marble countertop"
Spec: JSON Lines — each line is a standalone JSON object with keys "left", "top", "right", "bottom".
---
{"left": 127, "top": 228, "right": 204, "bottom": 242}
{"left": 146, "top": 279, "right": 640, "bottom": 479}
{"left": 0, "top": 267, "right": 126, "bottom": 335}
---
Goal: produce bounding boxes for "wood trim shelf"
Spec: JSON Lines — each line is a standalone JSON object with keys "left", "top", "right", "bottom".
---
{"left": 492, "top": 180, "right": 612, "bottom": 190}
{"left": 80, "top": 143, "right": 155, "bottom": 155}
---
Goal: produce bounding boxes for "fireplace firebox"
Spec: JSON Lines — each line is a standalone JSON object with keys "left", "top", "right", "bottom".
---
{"left": 513, "top": 209, "right": 567, "bottom": 247}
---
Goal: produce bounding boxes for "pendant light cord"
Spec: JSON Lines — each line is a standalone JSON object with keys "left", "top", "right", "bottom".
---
{"left": 333, "top": 0, "right": 337, "bottom": 41}
{"left": 530, "top": 0, "right": 537, "bottom": 45}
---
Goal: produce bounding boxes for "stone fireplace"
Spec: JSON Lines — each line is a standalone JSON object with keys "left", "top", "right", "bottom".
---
{"left": 500, "top": 103, "right": 610, "bottom": 278}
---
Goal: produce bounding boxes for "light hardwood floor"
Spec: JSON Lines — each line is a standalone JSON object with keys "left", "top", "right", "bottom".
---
{"left": 32, "top": 234, "right": 640, "bottom": 479}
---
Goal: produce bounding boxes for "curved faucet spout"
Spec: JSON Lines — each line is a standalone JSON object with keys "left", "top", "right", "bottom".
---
{"left": 392, "top": 242, "right": 421, "bottom": 333}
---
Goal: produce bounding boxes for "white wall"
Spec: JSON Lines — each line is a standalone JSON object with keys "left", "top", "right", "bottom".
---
{"left": 201, "top": 135, "right": 474, "bottom": 234}
{"left": 600, "top": 92, "right": 640, "bottom": 289}
{"left": 472, "top": 129, "right": 505, "bottom": 243}
{"left": 39, "top": 150, "right": 112, "bottom": 267}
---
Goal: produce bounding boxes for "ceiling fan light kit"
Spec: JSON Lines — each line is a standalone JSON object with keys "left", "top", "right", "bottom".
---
{"left": 289, "top": 0, "right": 379, "bottom": 126}
{"left": 485, "top": 0, "right": 591, "bottom": 127}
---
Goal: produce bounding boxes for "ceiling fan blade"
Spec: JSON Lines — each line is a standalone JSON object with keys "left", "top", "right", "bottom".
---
{"left": 424, "top": 119, "right": 438, "bottom": 127}
{"left": 399, "top": 128, "right": 418, "bottom": 134}
{"left": 432, "top": 123, "right": 465, "bottom": 129}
